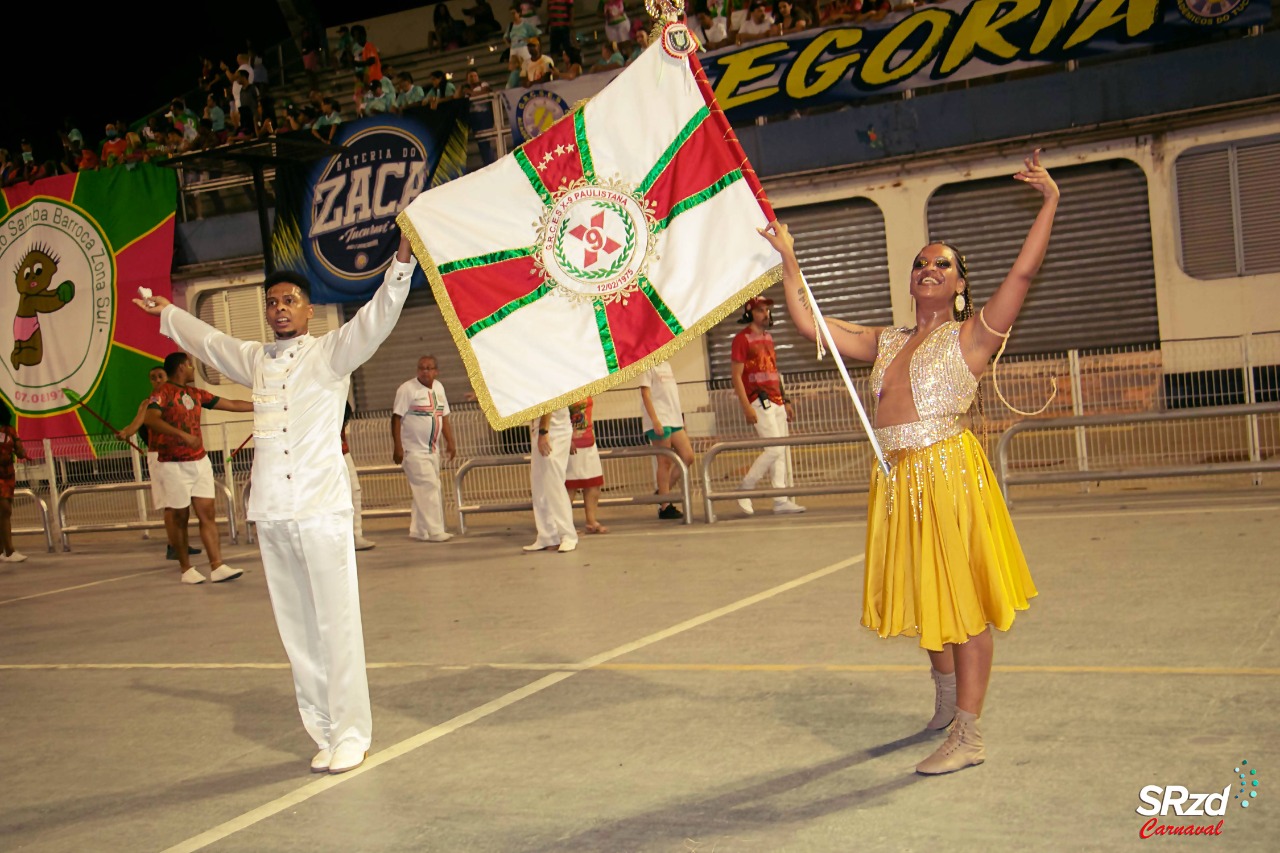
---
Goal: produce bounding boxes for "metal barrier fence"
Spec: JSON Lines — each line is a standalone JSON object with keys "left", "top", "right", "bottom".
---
{"left": 13, "top": 488, "right": 54, "bottom": 553}
{"left": 995, "top": 403, "right": 1280, "bottom": 508}
{"left": 700, "top": 433, "right": 869, "bottom": 524}
{"left": 453, "top": 446, "right": 693, "bottom": 534}
{"left": 57, "top": 481, "right": 238, "bottom": 552}
{"left": 22, "top": 331, "right": 1280, "bottom": 543}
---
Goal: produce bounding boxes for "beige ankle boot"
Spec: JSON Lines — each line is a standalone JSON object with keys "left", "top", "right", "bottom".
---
{"left": 915, "top": 708, "right": 985, "bottom": 775}
{"left": 926, "top": 668, "right": 956, "bottom": 731}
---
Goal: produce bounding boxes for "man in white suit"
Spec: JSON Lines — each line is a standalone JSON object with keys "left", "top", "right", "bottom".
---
{"left": 133, "top": 237, "right": 416, "bottom": 775}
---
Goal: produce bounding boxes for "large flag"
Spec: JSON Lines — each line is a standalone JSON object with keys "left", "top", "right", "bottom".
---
{"left": 398, "top": 37, "right": 782, "bottom": 429}
{"left": 272, "top": 100, "right": 471, "bottom": 303}
{"left": 0, "top": 165, "right": 177, "bottom": 445}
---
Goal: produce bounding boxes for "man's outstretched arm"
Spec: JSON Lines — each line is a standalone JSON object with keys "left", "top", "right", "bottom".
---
{"left": 134, "top": 296, "right": 259, "bottom": 388}
{"left": 327, "top": 236, "right": 417, "bottom": 377}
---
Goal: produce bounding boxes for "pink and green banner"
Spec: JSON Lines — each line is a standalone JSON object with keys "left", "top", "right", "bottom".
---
{"left": 0, "top": 164, "right": 178, "bottom": 449}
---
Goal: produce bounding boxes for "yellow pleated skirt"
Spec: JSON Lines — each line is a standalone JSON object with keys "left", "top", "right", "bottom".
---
{"left": 862, "top": 429, "right": 1037, "bottom": 651}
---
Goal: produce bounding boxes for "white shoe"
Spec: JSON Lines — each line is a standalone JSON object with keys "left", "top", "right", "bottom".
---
{"left": 773, "top": 500, "right": 806, "bottom": 514}
{"left": 4, "top": 551, "right": 27, "bottom": 563}
{"left": 557, "top": 538, "right": 578, "bottom": 553}
{"left": 310, "top": 748, "right": 331, "bottom": 773}
{"left": 209, "top": 564, "right": 243, "bottom": 583}
{"left": 354, "top": 537, "right": 376, "bottom": 551}
{"left": 181, "top": 567, "right": 207, "bottom": 584}
{"left": 328, "top": 742, "right": 367, "bottom": 774}
{"left": 737, "top": 498, "right": 754, "bottom": 516}
{"left": 428, "top": 532, "right": 454, "bottom": 542}
{"left": 523, "top": 542, "right": 554, "bottom": 552}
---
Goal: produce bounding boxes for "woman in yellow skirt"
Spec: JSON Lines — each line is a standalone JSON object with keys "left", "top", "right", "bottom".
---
{"left": 760, "top": 150, "right": 1059, "bottom": 775}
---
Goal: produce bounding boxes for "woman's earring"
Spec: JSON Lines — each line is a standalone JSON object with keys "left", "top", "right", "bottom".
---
{"left": 954, "top": 291, "right": 966, "bottom": 314}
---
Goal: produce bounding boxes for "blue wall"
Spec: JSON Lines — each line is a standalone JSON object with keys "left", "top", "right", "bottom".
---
{"left": 738, "top": 31, "right": 1280, "bottom": 177}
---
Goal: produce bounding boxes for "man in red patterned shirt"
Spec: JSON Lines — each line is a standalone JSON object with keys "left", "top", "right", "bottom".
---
{"left": 731, "top": 296, "right": 805, "bottom": 515}
{"left": 145, "top": 351, "right": 254, "bottom": 584}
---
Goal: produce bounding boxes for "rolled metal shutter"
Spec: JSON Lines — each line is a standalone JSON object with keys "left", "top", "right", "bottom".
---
{"left": 928, "top": 159, "right": 1158, "bottom": 354}
{"left": 1175, "top": 148, "right": 1237, "bottom": 279}
{"left": 349, "top": 289, "right": 474, "bottom": 415}
{"left": 706, "top": 197, "right": 893, "bottom": 379}
{"left": 1237, "top": 138, "right": 1280, "bottom": 275}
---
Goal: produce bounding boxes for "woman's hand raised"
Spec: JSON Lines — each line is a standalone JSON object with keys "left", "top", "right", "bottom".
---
{"left": 1014, "top": 148, "right": 1059, "bottom": 203}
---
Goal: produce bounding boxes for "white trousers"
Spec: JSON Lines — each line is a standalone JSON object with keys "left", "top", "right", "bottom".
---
{"left": 530, "top": 431, "right": 577, "bottom": 547}
{"left": 344, "top": 454, "right": 365, "bottom": 539}
{"left": 257, "top": 515, "right": 371, "bottom": 753}
{"left": 742, "top": 400, "right": 792, "bottom": 491}
{"left": 402, "top": 450, "right": 445, "bottom": 538}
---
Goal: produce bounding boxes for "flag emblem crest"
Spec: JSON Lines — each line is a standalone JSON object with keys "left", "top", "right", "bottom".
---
{"left": 516, "top": 90, "right": 571, "bottom": 142}
{"left": 535, "top": 181, "right": 655, "bottom": 304}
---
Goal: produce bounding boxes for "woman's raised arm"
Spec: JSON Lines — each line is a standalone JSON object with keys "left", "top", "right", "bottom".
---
{"left": 758, "top": 221, "right": 882, "bottom": 364}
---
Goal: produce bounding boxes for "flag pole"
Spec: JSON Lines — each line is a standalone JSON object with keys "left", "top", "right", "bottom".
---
{"left": 794, "top": 279, "right": 890, "bottom": 476}
{"left": 685, "top": 52, "right": 890, "bottom": 476}
{"left": 228, "top": 433, "right": 253, "bottom": 460}
{"left": 61, "top": 388, "right": 147, "bottom": 454}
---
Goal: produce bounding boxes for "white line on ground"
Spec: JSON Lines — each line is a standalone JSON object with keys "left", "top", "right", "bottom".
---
{"left": 0, "top": 550, "right": 260, "bottom": 605}
{"left": 157, "top": 555, "right": 863, "bottom": 853}
{"left": 1017, "top": 504, "right": 1280, "bottom": 521}
{"left": 0, "top": 568, "right": 172, "bottom": 606}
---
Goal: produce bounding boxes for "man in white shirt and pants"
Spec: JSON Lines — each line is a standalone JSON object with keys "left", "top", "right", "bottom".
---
{"left": 525, "top": 407, "right": 577, "bottom": 553}
{"left": 392, "top": 355, "right": 455, "bottom": 542}
{"left": 133, "top": 238, "right": 416, "bottom": 776}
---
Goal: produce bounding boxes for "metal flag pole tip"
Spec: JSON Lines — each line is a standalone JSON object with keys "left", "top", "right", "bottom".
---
{"left": 796, "top": 275, "right": 891, "bottom": 477}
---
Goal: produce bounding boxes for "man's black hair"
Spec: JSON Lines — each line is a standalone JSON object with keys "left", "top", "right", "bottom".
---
{"left": 262, "top": 271, "right": 312, "bottom": 301}
{"left": 163, "top": 351, "right": 189, "bottom": 378}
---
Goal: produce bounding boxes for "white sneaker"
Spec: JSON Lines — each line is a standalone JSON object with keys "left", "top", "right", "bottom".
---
{"left": 181, "top": 567, "right": 207, "bottom": 584}
{"left": 773, "top": 500, "right": 806, "bottom": 514}
{"left": 4, "top": 551, "right": 27, "bottom": 563}
{"left": 557, "top": 539, "right": 578, "bottom": 553}
{"left": 737, "top": 498, "right": 754, "bottom": 516}
{"left": 209, "top": 564, "right": 243, "bottom": 583}
{"left": 428, "top": 532, "right": 454, "bottom": 542}
{"left": 523, "top": 541, "right": 554, "bottom": 552}
{"left": 354, "top": 537, "right": 376, "bottom": 551}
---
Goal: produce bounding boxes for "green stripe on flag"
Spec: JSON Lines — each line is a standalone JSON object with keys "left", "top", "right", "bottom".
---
{"left": 70, "top": 163, "right": 177, "bottom": 252}
{"left": 439, "top": 246, "right": 538, "bottom": 276}
{"left": 638, "top": 277, "right": 684, "bottom": 337}
{"left": 593, "top": 301, "right": 619, "bottom": 373}
{"left": 653, "top": 171, "right": 744, "bottom": 234}
{"left": 463, "top": 282, "right": 555, "bottom": 339}
{"left": 637, "top": 107, "right": 710, "bottom": 197}
{"left": 514, "top": 149, "right": 553, "bottom": 206}
{"left": 574, "top": 110, "right": 596, "bottom": 183}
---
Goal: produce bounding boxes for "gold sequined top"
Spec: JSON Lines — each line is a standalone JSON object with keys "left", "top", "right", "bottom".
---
{"left": 870, "top": 322, "right": 978, "bottom": 452}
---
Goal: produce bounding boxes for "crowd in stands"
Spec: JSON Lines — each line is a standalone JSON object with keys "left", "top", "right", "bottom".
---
{"left": 0, "top": 0, "right": 929, "bottom": 187}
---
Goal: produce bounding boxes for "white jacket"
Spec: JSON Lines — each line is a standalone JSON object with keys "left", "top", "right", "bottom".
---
{"left": 160, "top": 259, "right": 415, "bottom": 521}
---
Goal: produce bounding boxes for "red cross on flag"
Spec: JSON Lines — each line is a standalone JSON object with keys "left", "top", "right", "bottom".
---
{"left": 396, "top": 35, "right": 782, "bottom": 429}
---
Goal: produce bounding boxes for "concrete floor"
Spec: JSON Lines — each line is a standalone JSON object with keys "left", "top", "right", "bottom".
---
{"left": 2, "top": 488, "right": 1277, "bottom": 852}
